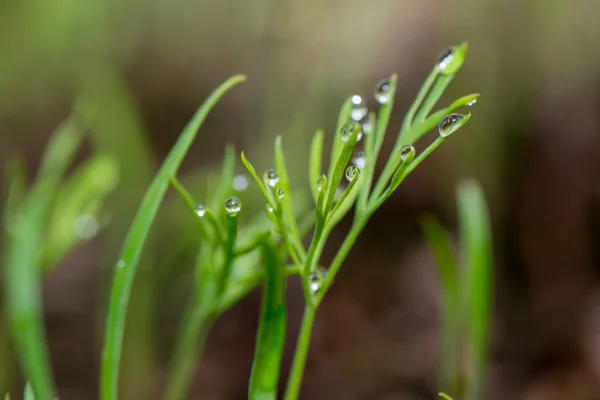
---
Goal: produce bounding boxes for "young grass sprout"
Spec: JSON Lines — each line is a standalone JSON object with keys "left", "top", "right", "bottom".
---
{"left": 4, "top": 42, "right": 485, "bottom": 400}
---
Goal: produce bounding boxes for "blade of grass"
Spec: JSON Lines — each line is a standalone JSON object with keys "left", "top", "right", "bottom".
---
{"left": 324, "top": 125, "right": 360, "bottom": 215}
{"left": 326, "top": 97, "right": 352, "bottom": 181}
{"left": 274, "top": 136, "right": 304, "bottom": 257}
{"left": 210, "top": 145, "right": 236, "bottom": 220}
{"left": 6, "top": 118, "right": 83, "bottom": 400}
{"left": 165, "top": 245, "right": 216, "bottom": 400}
{"left": 23, "top": 383, "right": 35, "bottom": 400}
{"left": 421, "top": 215, "right": 460, "bottom": 391}
{"left": 248, "top": 242, "right": 286, "bottom": 400}
{"left": 100, "top": 75, "right": 246, "bottom": 400}
{"left": 241, "top": 152, "right": 276, "bottom": 209}
{"left": 308, "top": 130, "right": 324, "bottom": 205}
{"left": 414, "top": 43, "right": 468, "bottom": 122}
{"left": 457, "top": 180, "right": 492, "bottom": 400}
{"left": 357, "top": 75, "right": 397, "bottom": 217}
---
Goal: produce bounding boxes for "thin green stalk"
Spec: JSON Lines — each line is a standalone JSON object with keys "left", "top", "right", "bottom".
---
{"left": 284, "top": 305, "right": 316, "bottom": 400}
{"left": 164, "top": 307, "right": 214, "bottom": 400}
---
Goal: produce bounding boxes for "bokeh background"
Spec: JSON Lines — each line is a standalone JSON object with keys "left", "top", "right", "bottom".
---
{"left": 1, "top": 0, "right": 600, "bottom": 398}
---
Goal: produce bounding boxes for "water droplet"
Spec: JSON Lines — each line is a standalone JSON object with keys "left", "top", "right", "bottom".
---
{"left": 232, "top": 174, "right": 249, "bottom": 192}
{"left": 439, "top": 114, "right": 466, "bottom": 138}
{"left": 399, "top": 145, "right": 415, "bottom": 162}
{"left": 117, "top": 260, "right": 126, "bottom": 269}
{"left": 195, "top": 204, "right": 207, "bottom": 217}
{"left": 266, "top": 169, "right": 280, "bottom": 187}
{"left": 308, "top": 267, "right": 328, "bottom": 294}
{"left": 340, "top": 121, "right": 363, "bottom": 144}
{"left": 265, "top": 204, "right": 274, "bottom": 216}
{"left": 361, "top": 119, "right": 373, "bottom": 135}
{"left": 374, "top": 79, "right": 392, "bottom": 104}
{"left": 224, "top": 196, "right": 242, "bottom": 215}
{"left": 73, "top": 213, "right": 99, "bottom": 239}
{"left": 352, "top": 151, "right": 367, "bottom": 169}
{"left": 317, "top": 177, "right": 325, "bottom": 191}
{"left": 437, "top": 47, "right": 455, "bottom": 73}
{"left": 345, "top": 165, "right": 358, "bottom": 182}
{"left": 350, "top": 95, "right": 367, "bottom": 121}
{"left": 467, "top": 98, "right": 477, "bottom": 107}
{"left": 275, "top": 187, "right": 285, "bottom": 199}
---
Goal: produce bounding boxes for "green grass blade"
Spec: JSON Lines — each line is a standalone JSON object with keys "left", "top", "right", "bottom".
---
{"left": 457, "top": 180, "right": 493, "bottom": 400}
{"left": 210, "top": 145, "right": 236, "bottom": 219}
{"left": 357, "top": 76, "right": 396, "bottom": 216}
{"left": 326, "top": 97, "right": 352, "bottom": 181}
{"left": 23, "top": 383, "right": 35, "bottom": 400}
{"left": 308, "top": 130, "right": 324, "bottom": 204}
{"left": 439, "top": 393, "right": 454, "bottom": 400}
{"left": 420, "top": 215, "right": 460, "bottom": 390}
{"left": 6, "top": 118, "right": 83, "bottom": 400}
{"left": 241, "top": 152, "right": 276, "bottom": 209}
{"left": 4, "top": 393, "right": 10, "bottom": 400}
{"left": 414, "top": 43, "right": 468, "bottom": 122}
{"left": 3, "top": 154, "right": 27, "bottom": 225}
{"left": 274, "top": 136, "right": 302, "bottom": 251}
{"left": 165, "top": 244, "right": 215, "bottom": 400}
{"left": 42, "top": 154, "right": 119, "bottom": 268}
{"left": 100, "top": 75, "right": 246, "bottom": 400}
{"left": 249, "top": 242, "right": 286, "bottom": 400}
{"left": 324, "top": 125, "right": 360, "bottom": 215}
{"left": 327, "top": 170, "right": 361, "bottom": 227}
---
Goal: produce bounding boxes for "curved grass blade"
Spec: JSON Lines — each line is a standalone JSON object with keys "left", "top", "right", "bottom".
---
{"left": 457, "top": 180, "right": 492, "bottom": 400}
{"left": 420, "top": 215, "right": 459, "bottom": 391}
{"left": 6, "top": 118, "right": 83, "bottom": 400}
{"left": 100, "top": 75, "right": 246, "bottom": 400}
{"left": 439, "top": 393, "right": 454, "bottom": 400}
{"left": 249, "top": 242, "right": 286, "bottom": 400}
{"left": 241, "top": 152, "right": 276, "bottom": 209}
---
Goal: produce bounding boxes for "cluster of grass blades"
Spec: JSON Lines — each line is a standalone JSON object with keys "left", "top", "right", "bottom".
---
{"left": 3, "top": 42, "right": 493, "bottom": 400}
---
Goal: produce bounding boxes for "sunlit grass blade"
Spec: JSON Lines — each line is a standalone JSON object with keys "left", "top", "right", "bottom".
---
{"left": 457, "top": 180, "right": 492, "bottom": 400}
{"left": 309, "top": 130, "right": 324, "bottom": 204}
{"left": 421, "top": 215, "right": 460, "bottom": 391}
{"left": 439, "top": 393, "right": 454, "bottom": 400}
{"left": 326, "top": 97, "right": 352, "bottom": 181}
{"left": 100, "top": 75, "right": 246, "bottom": 400}
{"left": 248, "top": 242, "right": 286, "bottom": 400}
{"left": 241, "top": 152, "right": 276, "bottom": 209}
{"left": 6, "top": 118, "right": 83, "bottom": 400}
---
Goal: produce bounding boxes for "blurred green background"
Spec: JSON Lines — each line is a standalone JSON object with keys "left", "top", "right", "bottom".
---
{"left": 1, "top": 0, "right": 600, "bottom": 398}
